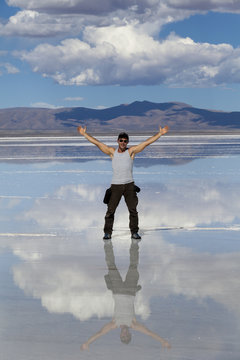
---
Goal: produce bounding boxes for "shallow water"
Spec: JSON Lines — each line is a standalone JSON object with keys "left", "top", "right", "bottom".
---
{"left": 0, "top": 135, "right": 240, "bottom": 359}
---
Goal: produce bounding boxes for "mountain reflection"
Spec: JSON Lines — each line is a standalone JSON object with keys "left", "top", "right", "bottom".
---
{"left": 81, "top": 239, "right": 171, "bottom": 350}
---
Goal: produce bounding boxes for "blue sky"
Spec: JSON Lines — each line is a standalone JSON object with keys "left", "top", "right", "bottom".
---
{"left": 1, "top": 0, "right": 240, "bottom": 111}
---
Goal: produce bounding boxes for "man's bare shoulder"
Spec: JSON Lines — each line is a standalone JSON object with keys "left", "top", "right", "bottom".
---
{"left": 128, "top": 146, "right": 137, "bottom": 158}
{"left": 108, "top": 146, "right": 116, "bottom": 157}
{"left": 128, "top": 146, "right": 136, "bottom": 153}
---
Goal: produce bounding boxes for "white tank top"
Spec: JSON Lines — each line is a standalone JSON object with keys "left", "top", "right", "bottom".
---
{"left": 113, "top": 294, "right": 135, "bottom": 327}
{"left": 111, "top": 149, "right": 133, "bottom": 185}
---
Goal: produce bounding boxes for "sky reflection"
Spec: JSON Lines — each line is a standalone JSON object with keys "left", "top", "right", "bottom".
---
{"left": 1, "top": 228, "right": 240, "bottom": 359}
{"left": 0, "top": 136, "right": 240, "bottom": 359}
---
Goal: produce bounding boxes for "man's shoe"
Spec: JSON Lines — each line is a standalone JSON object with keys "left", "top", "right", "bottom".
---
{"left": 103, "top": 233, "right": 111, "bottom": 240}
{"left": 131, "top": 233, "right": 141, "bottom": 240}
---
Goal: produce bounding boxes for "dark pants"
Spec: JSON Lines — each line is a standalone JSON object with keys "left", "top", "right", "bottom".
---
{"left": 104, "top": 182, "right": 138, "bottom": 235}
{"left": 104, "top": 241, "right": 141, "bottom": 296}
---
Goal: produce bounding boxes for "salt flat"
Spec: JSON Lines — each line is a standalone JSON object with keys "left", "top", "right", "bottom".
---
{"left": 0, "top": 134, "right": 240, "bottom": 359}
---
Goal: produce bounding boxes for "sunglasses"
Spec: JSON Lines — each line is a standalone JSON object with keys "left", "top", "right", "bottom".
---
{"left": 119, "top": 139, "right": 128, "bottom": 143}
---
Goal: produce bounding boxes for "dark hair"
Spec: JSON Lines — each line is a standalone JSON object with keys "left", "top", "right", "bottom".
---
{"left": 118, "top": 132, "right": 129, "bottom": 141}
{"left": 120, "top": 327, "right": 132, "bottom": 344}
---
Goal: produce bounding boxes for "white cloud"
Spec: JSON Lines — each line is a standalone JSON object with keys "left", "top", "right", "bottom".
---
{"left": 7, "top": 0, "right": 240, "bottom": 14}
{"left": 3, "top": 0, "right": 240, "bottom": 40}
{"left": 4, "top": 0, "right": 240, "bottom": 88}
{"left": 17, "top": 26, "right": 236, "bottom": 87}
{"left": 0, "top": 10, "right": 84, "bottom": 37}
{"left": 167, "top": 0, "right": 240, "bottom": 12}
{"left": 30, "top": 102, "right": 62, "bottom": 109}
{"left": 64, "top": 96, "right": 84, "bottom": 101}
{"left": 4, "top": 63, "right": 19, "bottom": 73}
{"left": 0, "top": 62, "right": 19, "bottom": 75}
{"left": 1, "top": 1, "right": 195, "bottom": 40}
{"left": 6, "top": 0, "right": 165, "bottom": 15}
{"left": 1, "top": 0, "right": 198, "bottom": 41}
{"left": 95, "top": 105, "right": 107, "bottom": 109}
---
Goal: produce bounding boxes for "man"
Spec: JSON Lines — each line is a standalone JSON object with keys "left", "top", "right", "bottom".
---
{"left": 77, "top": 125, "right": 169, "bottom": 239}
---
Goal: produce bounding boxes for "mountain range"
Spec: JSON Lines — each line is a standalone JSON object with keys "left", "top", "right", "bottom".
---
{"left": 0, "top": 101, "right": 240, "bottom": 134}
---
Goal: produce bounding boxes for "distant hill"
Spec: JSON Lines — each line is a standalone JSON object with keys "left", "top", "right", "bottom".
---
{"left": 0, "top": 101, "right": 240, "bottom": 134}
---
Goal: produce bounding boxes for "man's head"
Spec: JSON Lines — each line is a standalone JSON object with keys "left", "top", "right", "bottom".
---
{"left": 120, "top": 325, "right": 132, "bottom": 344}
{"left": 118, "top": 132, "right": 129, "bottom": 142}
{"left": 117, "top": 132, "right": 129, "bottom": 152}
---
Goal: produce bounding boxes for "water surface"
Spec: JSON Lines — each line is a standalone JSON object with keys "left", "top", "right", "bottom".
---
{"left": 0, "top": 135, "right": 240, "bottom": 359}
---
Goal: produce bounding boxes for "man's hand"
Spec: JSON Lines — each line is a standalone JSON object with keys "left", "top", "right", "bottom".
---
{"left": 161, "top": 339, "right": 171, "bottom": 349}
{"left": 81, "top": 343, "right": 89, "bottom": 351}
{"left": 77, "top": 125, "right": 86, "bottom": 136}
{"left": 159, "top": 125, "right": 169, "bottom": 135}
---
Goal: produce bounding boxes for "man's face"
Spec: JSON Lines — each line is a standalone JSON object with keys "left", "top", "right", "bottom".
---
{"left": 118, "top": 137, "right": 128, "bottom": 151}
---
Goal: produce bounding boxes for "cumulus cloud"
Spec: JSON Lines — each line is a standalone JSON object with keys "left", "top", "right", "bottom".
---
{"left": 6, "top": 0, "right": 168, "bottom": 15}
{"left": 0, "top": 62, "right": 19, "bottom": 75}
{"left": 17, "top": 26, "right": 236, "bottom": 87}
{"left": 4, "top": 0, "right": 240, "bottom": 87}
{"left": 7, "top": 0, "right": 240, "bottom": 15}
{"left": 0, "top": 10, "right": 84, "bottom": 37}
{"left": 2, "top": 1, "right": 192, "bottom": 38}
{"left": 2, "top": 0, "right": 239, "bottom": 45}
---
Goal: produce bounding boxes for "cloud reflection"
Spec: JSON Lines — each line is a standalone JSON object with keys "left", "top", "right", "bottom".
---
{"left": 80, "top": 240, "right": 170, "bottom": 349}
{"left": 12, "top": 244, "right": 113, "bottom": 321}
{"left": 4, "top": 228, "right": 240, "bottom": 325}
{"left": 22, "top": 180, "right": 240, "bottom": 231}
{"left": 0, "top": 177, "right": 239, "bottom": 327}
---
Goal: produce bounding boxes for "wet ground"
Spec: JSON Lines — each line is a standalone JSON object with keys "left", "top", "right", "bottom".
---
{"left": 1, "top": 134, "right": 240, "bottom": 359}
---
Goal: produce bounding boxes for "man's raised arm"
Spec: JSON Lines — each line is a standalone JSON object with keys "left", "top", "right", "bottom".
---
{"left": 129, "top": 126, "right": 169, "bottom": 158}
{"left": 81, "top": 320, "right": 116, "bottom": 351}
{"left": 131, "top": 319, "right": 171, "bottom": 349}
{"left": 77, "top": 126, "right": 115, "bottom": 157}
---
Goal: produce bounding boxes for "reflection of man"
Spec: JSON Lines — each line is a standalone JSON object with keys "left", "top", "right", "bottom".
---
{"left": 81, "top": 240, "right": 171, "bottom": 350}
{"left": 77, "top": 125, "right": 169, "bottom": 240}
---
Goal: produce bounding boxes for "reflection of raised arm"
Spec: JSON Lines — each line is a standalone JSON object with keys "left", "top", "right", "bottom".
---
{"left": 129, "top": 126, "right": 169, "bottom": 158}
{"left": 77, "top": 126, "right": 115, "bottom": 157}
{"left": 131, "top": 319, "right": 171, "bottom": 349}
{"left": 81, "top": 320, "right": 117, "bottom": 351}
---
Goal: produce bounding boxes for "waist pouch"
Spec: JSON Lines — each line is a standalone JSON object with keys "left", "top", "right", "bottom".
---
{"left": 103, "top": 188, "right": 112, "bottom": 204}
{"left": 103, "top": 185, "right": 140, "bottom": 204}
